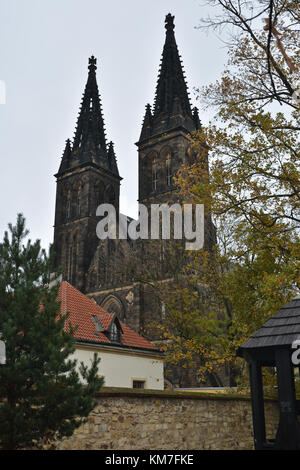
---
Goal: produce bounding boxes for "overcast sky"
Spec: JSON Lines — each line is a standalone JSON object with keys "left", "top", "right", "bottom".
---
{"left": 0, "top": 0, "right": 226, "bottom": 249}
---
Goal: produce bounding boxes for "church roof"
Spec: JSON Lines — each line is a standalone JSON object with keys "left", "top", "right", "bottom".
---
{"left": 58, "top": 281, "right": 160, "bottom": 353}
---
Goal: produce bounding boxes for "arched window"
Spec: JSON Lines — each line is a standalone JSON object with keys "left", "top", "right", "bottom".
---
{"left": 77, "top": 187, "right": 81, "bottom": 217}
{"left": 152, "top": 158, "right": 159, "bottom": 191}
{"left": 94, "top": 183, "right": 103, "bottom": 215}
{"left": 166, "top": 152, "right": 172, "bottom": 186}
{"left": 101, "top": 295, "right": 124, "bottom": 321}
{"left": 66, "top": 191, "right": 71, "bottom": 220}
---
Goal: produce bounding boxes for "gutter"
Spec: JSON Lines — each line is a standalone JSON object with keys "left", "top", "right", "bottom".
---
{"left": 75, "top": 337, "right": 165, "bottom": 358}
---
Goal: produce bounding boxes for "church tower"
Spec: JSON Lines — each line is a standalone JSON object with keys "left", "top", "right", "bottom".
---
{"left": 53, "top": 56, "right": 121, "bottom": 291}
{"left": 135, "top": 14, "right": 216, "bottom": 342}
{"left": 137, "top": 13, "right": 201, "bottom": 207}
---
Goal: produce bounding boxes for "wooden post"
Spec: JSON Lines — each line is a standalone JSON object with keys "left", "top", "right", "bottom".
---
{"left": 275, "top": 349, "right": 300, "bottom": 449}
{"left": 248, "top": 360, "right": 266, "bottom": 450}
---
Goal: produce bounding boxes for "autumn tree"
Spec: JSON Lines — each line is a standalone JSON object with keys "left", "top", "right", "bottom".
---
{"left": 145, "top": 0, "right": 299, "bottom": 386}
{"left": 144, "top": 242, "right": 238, "bottom": 387}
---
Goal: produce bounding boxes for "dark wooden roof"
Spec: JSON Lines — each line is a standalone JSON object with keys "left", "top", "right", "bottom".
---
{"left": 239, "top": 296, "right": 300, "bottom": 350}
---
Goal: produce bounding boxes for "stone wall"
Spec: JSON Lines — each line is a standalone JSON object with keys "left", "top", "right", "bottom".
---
{"left": 56, "top": 390, "right": 279, "bottom": 450}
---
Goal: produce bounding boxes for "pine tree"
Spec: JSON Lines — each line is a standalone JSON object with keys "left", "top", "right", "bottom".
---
{"left": 0, "top": 214, "right": 104, "bottom": 450}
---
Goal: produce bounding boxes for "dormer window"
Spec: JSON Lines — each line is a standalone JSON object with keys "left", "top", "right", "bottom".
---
{"left": 91, "top": 312, "right": 123, "bottom": 344}
{"left": 110, "top": 322, "right": 119, "bottom": 342}
{"left": 108, "top": 317, "right": 123, "bottom": 343}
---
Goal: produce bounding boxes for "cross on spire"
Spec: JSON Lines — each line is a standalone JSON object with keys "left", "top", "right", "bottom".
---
{"left": 88, "top": 55, "right": 97, "bottom": 71}
{"left": 165, "top": 13, "right": 175, "bottom": 31}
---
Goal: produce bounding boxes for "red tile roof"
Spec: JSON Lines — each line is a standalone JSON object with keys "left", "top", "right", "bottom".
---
{"left": 58, "top": 281, "right": 160, "bottom": 353}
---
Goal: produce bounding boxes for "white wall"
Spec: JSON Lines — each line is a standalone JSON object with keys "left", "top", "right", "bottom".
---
{"left": 71, "top": 345, "right": 164, "bottom": 390}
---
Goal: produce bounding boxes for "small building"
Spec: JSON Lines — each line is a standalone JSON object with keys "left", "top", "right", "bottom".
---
{"left": 238, "top": 295, "right": 300, "bottom": 450}
{"left": 58, "top": 281, "right": 164, "bottom": 390}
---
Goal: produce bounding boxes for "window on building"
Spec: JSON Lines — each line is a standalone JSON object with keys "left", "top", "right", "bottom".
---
{"left": 166, "top": 154, "right": 172, "bottom": 186}
{"left": 152, "top": 167, "right": 159, "bottom": 191}
{"left": 110, "top": 321, "right": 120, "bottom": 342}
{"left": 66, "top": 191, "right": 71, "bottom": 219}
{"left": 77, "top": 188, "right": 81, "bottom": 217}
{"left": 92, "top": 314, "right": 103, "bottom": 334}
{"left": 133, "top": 380, "right": 145, "bottom": 389}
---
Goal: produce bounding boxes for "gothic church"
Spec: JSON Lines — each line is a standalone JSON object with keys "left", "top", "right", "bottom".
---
{"left": 53, "top": 14, "right": 213, "bottom": 385}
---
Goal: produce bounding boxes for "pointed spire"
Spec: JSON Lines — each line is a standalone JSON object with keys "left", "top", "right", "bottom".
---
{"left": 138, "top": 14, "right": 197, "bottom": 142}
{"left": 107, "top": 141, "right": 119, "bottom": 176}
{"left": 152, "top": 14, "right": 193, "bottom": 127}
{"left": 192, "top": 107, "right": 201, "bottom": 130}
{"left": 139, "top": 104, "right": 153, "bottom": 140}
{"left": 58, "top": 139, "right": 72, "bottom": 173}
{"left": 72, "top": 56, "right": 107, "bottom": 162}
{"left": 56, "top": 56, "right": 121, "bottom": 178}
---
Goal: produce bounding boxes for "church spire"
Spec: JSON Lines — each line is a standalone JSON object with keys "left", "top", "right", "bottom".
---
{"left": 138, "top": 14, "right": 196, "bottom": 142}
{"left": 72, "top": 56, "right": 107, "bottom": 160}
{"left": 153, "top": 14, "right": 191, "bottom": 115}
{"left": 56, "top": 56, "right": 119, "bottom": 177}
{"left": 150, "top": 14, "right": 194, "bottom": 135}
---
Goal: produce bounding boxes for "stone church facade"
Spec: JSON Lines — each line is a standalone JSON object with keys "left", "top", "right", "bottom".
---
{"left": 53, "top": 14, "right": 216, "bottom": 386}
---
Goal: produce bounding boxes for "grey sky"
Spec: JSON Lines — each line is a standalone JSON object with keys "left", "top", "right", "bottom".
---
{"left": 0, "top": 0, "right": 226, "bottom": 249}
